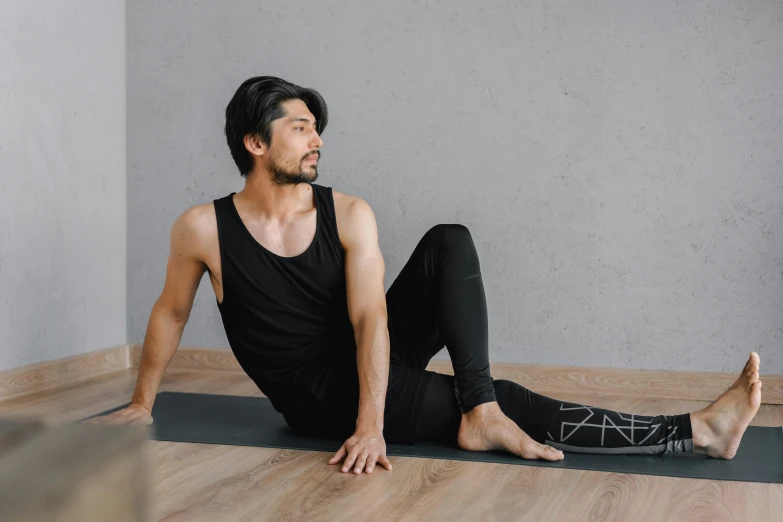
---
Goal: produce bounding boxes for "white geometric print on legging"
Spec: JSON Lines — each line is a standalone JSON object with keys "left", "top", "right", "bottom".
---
{"left": 543, "top": 403, "right": 694, "bottom": 455}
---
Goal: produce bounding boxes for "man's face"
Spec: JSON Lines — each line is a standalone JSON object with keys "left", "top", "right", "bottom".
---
{"left": 265, "top": 99, "right": 323, "bottom": 186}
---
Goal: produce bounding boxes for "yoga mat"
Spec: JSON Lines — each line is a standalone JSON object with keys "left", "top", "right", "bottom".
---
{"left": 82, "top": 391, "right": 783, "bottom": 484}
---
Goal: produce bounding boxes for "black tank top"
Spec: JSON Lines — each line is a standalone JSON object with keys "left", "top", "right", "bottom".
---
{"left": 213, "top": 183, "right": 357, "bottom": 417}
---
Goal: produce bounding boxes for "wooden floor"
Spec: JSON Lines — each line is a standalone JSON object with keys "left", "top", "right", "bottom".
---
{"left": 1, "top": 365, "right": 781, "bottom": 522}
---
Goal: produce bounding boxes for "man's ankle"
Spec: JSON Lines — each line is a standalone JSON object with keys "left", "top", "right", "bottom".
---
{"left": 463, "top": 401, "right": 500, "bottom": 420}
{"left": 689, "top": 410, "right": 711, "bottom": 450}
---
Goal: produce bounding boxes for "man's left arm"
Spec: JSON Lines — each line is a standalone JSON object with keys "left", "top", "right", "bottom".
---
{"left": 327, "top": 196, "right": 393, "bottom": 474}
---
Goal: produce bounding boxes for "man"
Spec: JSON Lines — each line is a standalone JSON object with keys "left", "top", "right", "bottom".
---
{"left": 92, "top": 76, "right": 763, "bottom": 475}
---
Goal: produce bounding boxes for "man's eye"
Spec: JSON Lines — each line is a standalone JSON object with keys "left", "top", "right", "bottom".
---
{"left": 296, "top": 127, "right": 304, "bottom": 131}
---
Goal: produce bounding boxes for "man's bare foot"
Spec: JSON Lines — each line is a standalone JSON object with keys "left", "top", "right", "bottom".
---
{"left": 456, "top": 401, "right": 565, "bottom": 461}
{"left": 690, "top": 352, "right": 763, "bottom": 459}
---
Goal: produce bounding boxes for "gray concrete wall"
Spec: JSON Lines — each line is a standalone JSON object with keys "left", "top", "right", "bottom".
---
{"left": 0, "top": 1, "right": 127, "bottom": 371}
{"left": 127, "top": 0, "right": 783, "bottom": 374}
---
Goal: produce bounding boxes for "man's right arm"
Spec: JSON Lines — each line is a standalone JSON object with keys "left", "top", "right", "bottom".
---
{"left": 88, "top": 207, "right": 208, "bottom": 425}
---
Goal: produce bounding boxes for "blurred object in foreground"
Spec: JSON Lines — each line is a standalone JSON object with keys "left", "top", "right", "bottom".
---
{"left": 0, "top": 416, "right": 152, "bottom": 522}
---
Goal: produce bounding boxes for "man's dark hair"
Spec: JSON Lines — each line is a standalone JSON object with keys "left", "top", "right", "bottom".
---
{"left": 224, "top": 76, "right": 329, "bottom": 178}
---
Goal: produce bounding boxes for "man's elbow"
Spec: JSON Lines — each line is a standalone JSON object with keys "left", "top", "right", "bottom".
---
{"left": 352, "top": 306, "right": 388, "bottom": 333}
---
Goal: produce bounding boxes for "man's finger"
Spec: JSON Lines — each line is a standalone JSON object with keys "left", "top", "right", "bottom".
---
{"left": 366, "top": 453, "right": 378, "bottom": 473}
{"left": 341, "top": 450, "right": 358, "bottom": 473}
{"left": 328, "top": 444, "right": 346, "bottom": 464}
{"left": 354, "top": 452, "right": 369, "bottom": 474}
{"left": 379, "top": 455, "right": 392, "bottom": 471}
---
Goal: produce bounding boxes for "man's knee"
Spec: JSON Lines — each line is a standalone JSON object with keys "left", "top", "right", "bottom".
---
{"left": 423, "top": 224, "right": 481, "bottom": 277}
{"left": 427, "top": 223, "right": 475, "bottom": 250}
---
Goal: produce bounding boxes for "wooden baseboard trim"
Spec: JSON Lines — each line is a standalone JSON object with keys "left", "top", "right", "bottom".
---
{"left": 0, "top": 345, "right": 131, "bottom": 402}
{"left": 130, "top": 344, "right": 243, "bottom": 372}
{"left": 4, "top": 344, "right": 780, "bottom": 405}
{"left": 130, "top": 345, "right": 783, "bottom": 405}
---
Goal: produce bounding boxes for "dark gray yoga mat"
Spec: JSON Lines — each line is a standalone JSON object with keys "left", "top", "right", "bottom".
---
{"left": 82, "top": 391, "right": 783, "bottom": 484}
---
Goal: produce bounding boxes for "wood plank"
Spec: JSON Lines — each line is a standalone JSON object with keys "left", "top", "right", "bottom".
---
{"left": 0, "top": 367, "right": 779, "bottom": 522}
{"left": 484, "top": 361, "right": 783, "bottom": 405}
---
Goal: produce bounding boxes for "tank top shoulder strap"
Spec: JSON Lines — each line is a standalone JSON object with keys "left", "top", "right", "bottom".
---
{"left": 212, "top": 192, "right": 239, "bottom": 241}
{"left": 213, "top": 192, "right": 233, "bottom": 219}
{"left": 310, "top": 183, "right": 344, "bottom": 260}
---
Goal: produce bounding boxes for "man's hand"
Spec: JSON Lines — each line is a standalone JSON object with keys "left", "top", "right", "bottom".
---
{"left": 84, "top": 403, "right": 153, "bottom": 426}
{"left": 328, "top": 428, "right": 392, "bottom": 474}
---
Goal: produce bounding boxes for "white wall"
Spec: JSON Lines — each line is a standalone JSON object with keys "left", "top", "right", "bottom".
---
{"left": 0, "top": 0, "right": 127, "bottom": 371}
{"left": 2, "top": 0, "right": 780, "bottom": 375}
{"left": 127, "top": 0, "right": 783, "bottom": 374}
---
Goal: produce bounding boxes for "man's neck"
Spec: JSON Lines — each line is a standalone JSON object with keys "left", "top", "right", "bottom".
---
{"left": 235, "top": 173, "right": 312, "bottom": 221}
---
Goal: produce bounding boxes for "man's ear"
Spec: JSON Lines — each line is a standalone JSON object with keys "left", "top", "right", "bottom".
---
{"left": 244, "top": 134, "right": 265, "bottom": 156}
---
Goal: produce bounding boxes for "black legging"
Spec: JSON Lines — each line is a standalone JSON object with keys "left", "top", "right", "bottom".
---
{"left": 390, "top": 224, "right": 694, "bottom": 454}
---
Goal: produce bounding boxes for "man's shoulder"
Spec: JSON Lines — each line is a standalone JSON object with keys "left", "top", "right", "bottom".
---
{"left": 331, "top": 188, "right": 359, "bottom": 208}
{"left": 170, "top": 202, "right": 219, "bottom": 262}
{"left": 331, "top": 189, "right": 373, "bottom": 217}
{"left": 178, "top": 201, "right": 217, "bottom": 233}
{"left": 330, "top": 190, "right": 378, "bottom": 250}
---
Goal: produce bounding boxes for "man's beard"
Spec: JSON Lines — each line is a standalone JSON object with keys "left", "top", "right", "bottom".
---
{"left": 270, "top": 157, "right": 318, "bottom": 186}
